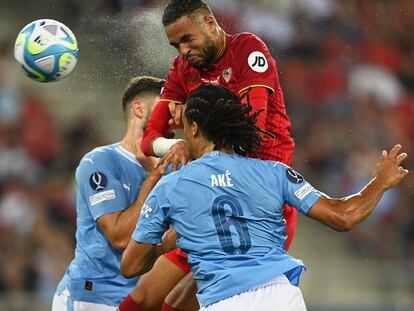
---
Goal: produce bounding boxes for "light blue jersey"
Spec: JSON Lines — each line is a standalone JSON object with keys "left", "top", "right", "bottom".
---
{"left": 56, "top": 143, "right": 146, "bottom": 306}
{"left": 133, "top": 151, "right": 322, "bottom": 306}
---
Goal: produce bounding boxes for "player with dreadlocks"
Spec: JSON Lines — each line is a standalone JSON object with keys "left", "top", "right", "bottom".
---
{"left": 121, "top": 84, "right": 408, "bottom": 311}
{"left": 121, "top": 1, "right": 298, "bottom": 309}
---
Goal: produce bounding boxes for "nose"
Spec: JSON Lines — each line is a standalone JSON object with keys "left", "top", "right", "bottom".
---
{"left": 178, "top": 43, "right": 191, "bottom": 57}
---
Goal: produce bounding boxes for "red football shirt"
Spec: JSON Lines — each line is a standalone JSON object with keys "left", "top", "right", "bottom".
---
{"left": 142, "top": 32, "right": 294, "bottom": 164}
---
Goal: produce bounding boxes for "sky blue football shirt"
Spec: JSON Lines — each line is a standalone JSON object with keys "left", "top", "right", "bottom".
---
{"left": 133, "top": 151, "right": 322, "bottom": 306}
{"left": 56, "top": 143, "right": 146, "bottom": 306}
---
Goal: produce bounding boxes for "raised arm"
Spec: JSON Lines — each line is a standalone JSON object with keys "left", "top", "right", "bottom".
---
{"left": 307, "top": 145, "right": 408, "bottom": 231}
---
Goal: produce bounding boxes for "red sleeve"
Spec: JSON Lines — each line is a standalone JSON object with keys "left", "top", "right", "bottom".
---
{"left": 240, "top": 87, "right": 268, "bottom": 130}
{"left": 141, "top": 56, "right": 187, "bottom": 156}
{"left": 234, "top": 33, "right": 279, "bottom": 95}
{"left": 141, "top": 100, "right": 171, "bottom": 156}
{"left": 159, "top": 56, "right": 187, "bottom": 104}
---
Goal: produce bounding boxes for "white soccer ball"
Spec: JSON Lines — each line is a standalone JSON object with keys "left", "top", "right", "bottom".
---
{"left": 14, "top": 19, "right": 79, "bottom": 83}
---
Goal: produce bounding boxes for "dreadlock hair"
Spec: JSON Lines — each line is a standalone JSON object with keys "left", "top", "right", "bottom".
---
{"left": 185, "top": 85, "right": 271, "bottom": 156}
{"left": 162, "top": 0, "right": 211, "bottom": 26}
{"left": 121, "top": 76, "right": 165, "bottom": 113}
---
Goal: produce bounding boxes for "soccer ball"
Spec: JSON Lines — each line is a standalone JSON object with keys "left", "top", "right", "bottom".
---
{"left": 14, "top": 19, "right": 79, "bottom": 83}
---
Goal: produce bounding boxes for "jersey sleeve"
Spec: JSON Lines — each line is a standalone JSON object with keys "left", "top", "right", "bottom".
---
{"left": 272, "top": 162, "right": 322, "bottom": 214}
{"left": 159, "top": 56, "right": 187, "bottom": 104}
{"left": 234, "top": 34, "right": 278, "bottom": 95}
{"left": 76, "top": 150, "right": 128, "bottom": 221}
{"left": 141, "top": 100, "right": 172, "bottom": 155}
{"left": 132, "top": 178, "right": 172, "bottom": 244}
{"left": 141, "top": 57, "right": 187, "bottom": 156}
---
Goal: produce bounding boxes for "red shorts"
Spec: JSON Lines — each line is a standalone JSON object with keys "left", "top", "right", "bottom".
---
{"left": 163, "top": 248, "right": 191, "bottom": 273}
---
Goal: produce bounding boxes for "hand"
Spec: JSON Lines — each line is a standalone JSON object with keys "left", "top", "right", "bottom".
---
{"left": 161, "top": 227, "right": 177, "bottom": 253}
{"left": 155, "top": 140, "right": 191, "bottom": 174}
{"left": 168, "top": 102, "right": 184, "bottom": 128}
{"left": 134, "top": 139, "right": 162, "bottom": 177}
{"left": 374, "top": 144, "right": 409, "bottom": 190}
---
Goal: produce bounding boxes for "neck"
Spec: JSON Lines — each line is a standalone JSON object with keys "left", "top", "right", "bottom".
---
{"left": 212, "top": 28, "right": 226, "bottom": 63}
{"left": 195, "top": 140, "right": 234, "bottom": 159}
{"left": 120, "top": 120, "right": 143, "bottom": 154}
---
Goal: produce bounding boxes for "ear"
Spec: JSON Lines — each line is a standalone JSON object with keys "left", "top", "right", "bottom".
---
{"left": 204, "top": 15, "right": 217, "bottom": 33}
{"left": 192, "top": 121, "right": 199, "bottom": 137}
{"left": 131, "top": 100, "right": 145, "bottom": 119}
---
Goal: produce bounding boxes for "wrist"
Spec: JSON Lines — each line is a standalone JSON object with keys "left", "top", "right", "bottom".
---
{"left": 146, "top": 172, "right": 162, "bottom": 183}
{"left": 152, "top": 137, "right": 184, "bottom": 157}
{"left": 370, "top": 175, "right": 388, "bottom": 192}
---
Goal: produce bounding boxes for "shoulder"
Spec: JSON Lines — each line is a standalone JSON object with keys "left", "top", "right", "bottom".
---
{"left": 250, "top": 158, "right": 288, "bottom": 177}
{"left": 231, "top": 32, "right": 267, "bottom": 49}
{"left": 76, "top": 144, "right": 118, "bottom": 178}
{"left": 79, "top": 145, "right": 116, "bottom": 167}
{"left": 267, "top": 160, "right": 288, "bottom": 174}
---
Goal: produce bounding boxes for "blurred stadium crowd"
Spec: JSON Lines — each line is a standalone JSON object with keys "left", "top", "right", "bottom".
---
{"left": 0, "top": 0, "right": 413, "bottom": 309}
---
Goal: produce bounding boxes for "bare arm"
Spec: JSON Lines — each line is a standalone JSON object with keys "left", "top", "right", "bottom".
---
{"left": 307, "top": 145, "right": 409, "bottom": 231}
{"left": 96, "top": 172, "right": 161, "bottom": 251}
{"left": 97, "top": 143, "right": 162, "bottom": 251}
{"left": 121, "top": 228, "right": 177, "bottom": 278}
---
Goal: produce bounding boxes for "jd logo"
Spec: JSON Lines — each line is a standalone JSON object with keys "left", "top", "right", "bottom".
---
{"left": 248, "top": 51, "right": 268, "bottom": 73}
{"left": 252, "top": 56, "right": 266, "bottom": 67}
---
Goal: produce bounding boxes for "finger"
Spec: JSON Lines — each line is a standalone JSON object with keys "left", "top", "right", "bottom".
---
{"left": 168, "top": 119, "right": 174, "bottom": 127}
{"left": 168, "top": 101, "right": 176, "bottom": 118}
{"left": 382, "top": 150, "right": 388, "bottom": 158}
{"left": 175, "top": 105, "right": 183, "bottom": 125}
{"left": 396, "top": 152, "right": 408, "bottom": 165}
{"left": 154, "top": 156, "right": 165, "bottom": 169}
{"left": 181, "top": 157, "right": 190, "bottom": 166}
{"left": 160, "top": 160, "right": 169, "bottom": 174}
{"left": 389, "top": 144, "right": 402, "bottom": 158}
{"left": 398, "top": 166, "right": 409, "bottom": 176}
{"left": 161, "top": 154, "right": 173, "bottom": 172}
{"left": 171, "top": 160, "right": 179, "bottom": 172}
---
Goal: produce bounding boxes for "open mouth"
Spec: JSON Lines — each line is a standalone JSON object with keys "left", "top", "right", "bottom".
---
{"left": 188, "top": 55, "right": 201, "bottom": 63}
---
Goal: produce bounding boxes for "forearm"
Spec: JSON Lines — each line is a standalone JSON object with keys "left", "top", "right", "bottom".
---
{"left": 331, "top": 177, "right": 386, "bottom": 230}
{"left": 141, "top": 101, "right": 172, "bottom": 156}
{"left": 309, "top": 145, "right": 408, "bottom": 232}
{"left": 135, "top": 244, "right": 169, "bottom": 275}
{"left": 122, "top": 242, "right": 172, "bottom": 278}
{"left": 113, "top": 174, "right": 161, "bottom": 249}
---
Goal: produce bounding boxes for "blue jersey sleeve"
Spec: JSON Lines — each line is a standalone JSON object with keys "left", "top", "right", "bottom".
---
{"left": 132, "top": 177, "right": 173, "bottom": 244}
{"left": 273, "top": 162, "right": 321, "bottom": 214}
{"left": 76, "top": 149, "right": 129, "bottom": 221}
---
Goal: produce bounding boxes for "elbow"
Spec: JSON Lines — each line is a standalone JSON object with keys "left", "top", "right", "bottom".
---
{"left": 111, "top": 237, "right": 129, "bottom": 252}
{"left": 333, "top": 214, "right": 356, "bottom": 232}
{"left": 121, "top": 248, "right": 149, "bottom": 278}
{"left": 121, "top": 256, "right": 144, "bottom": 279}
{"left": 121, "top": 264, "right": 137, "bottom": 279}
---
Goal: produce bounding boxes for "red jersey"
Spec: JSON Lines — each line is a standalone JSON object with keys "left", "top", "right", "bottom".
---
{"left": 142, "top": 32, "right": 294, "bottom": 163}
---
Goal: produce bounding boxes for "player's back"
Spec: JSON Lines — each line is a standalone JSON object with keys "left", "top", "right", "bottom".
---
{"left": 56, "top": 143, "right": 145, "bottom": 306}
{"left": 162, "top": 151, "right": 315, "bottom": 305}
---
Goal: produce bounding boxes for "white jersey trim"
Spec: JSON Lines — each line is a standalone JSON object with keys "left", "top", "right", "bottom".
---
{"left": 114, "top": 145, "right": 143, "bottom": 167}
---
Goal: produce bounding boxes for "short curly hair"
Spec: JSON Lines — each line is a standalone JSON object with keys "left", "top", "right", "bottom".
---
{"left": 122, "top": 76, "right": 164, "bottom": 112}
{"left": 162, "top": 0, "right": 211, "bottom": 26}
